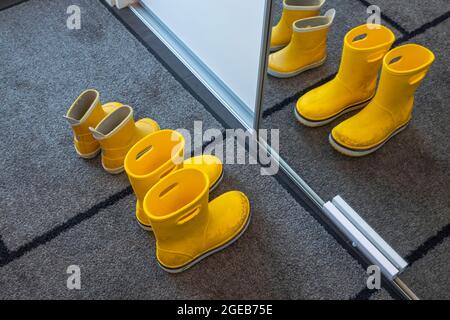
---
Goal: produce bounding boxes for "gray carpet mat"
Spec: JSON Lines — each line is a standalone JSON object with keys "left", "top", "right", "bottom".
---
{"left": 401, "top": 236, "right": 450, "bottom": 300}
{"left": 263, "top": 0, "right": 450, "bottom": 299}
{"left": 0, "top": 0, "right": 378, "bottom": 299}
{"left": 0, "top": 135, "right": 372, "bottom": 300}
{"left": 0, "top": 0, "right": 221, "bottom": 251}
{"left": 369, "top": 0, "right": 450, "bottom": 33}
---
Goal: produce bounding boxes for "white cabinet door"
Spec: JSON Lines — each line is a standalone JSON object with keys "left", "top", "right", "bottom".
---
{"left": 138, "top": 0, "right": 271, "bottom": 128}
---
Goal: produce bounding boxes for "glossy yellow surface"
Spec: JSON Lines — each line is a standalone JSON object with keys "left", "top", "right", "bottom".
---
{"left": 64, "top": 89, "right": 121, "bottom": 158}
{"left": 296, "top": 24, "right": 395, "bottom": 125}
{"left": 271, "top": 0, "right": 324, "bottom": 50}
{"left": 124, "top": 130, "right": 223, "bottom": 229}
{"left": 90, "top": 105, "right": 160, "bottom": 174}
{"left": 144, "top": 168, "right": 250, "bottom": 272}
{"left": 268, "top": 10, "right": 335, "bottom": 77}
{"left": 331, "top": 44, "right": 435, "bottom": 156}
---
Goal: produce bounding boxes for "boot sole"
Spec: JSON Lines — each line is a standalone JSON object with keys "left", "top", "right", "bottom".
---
{"left": 102, "top": 163, "right": 125, "bottom": 175}
{"left": 294, "top": 97, "right": 373, "bottom": 128}
{"left": 75, "top": 147, "right": 101, "bottom": 160}
{"left": 267, "top": 56, "right": 326, "bottom": 79}
{"left": 329, "top": 122, "right": 410, "bottom": 157}
{"left": 158, "top": 204, "right": 251, "bottom": 274}
{"left": 136, "top": 169, "right": 225, "bottom": 232}
{"left": 137, "top": 220, "right": 153, "bottom": 232}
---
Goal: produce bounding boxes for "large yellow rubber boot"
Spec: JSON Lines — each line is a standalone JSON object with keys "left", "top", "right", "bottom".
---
{"left": 330, "top": 44, "right": 435, "bottom": 157}
{"left": 89, "top": 105, "right": 160, "bottom": 174}
{"left": 143, "top": 168, "right": 250, "bottom": 273}
{"left": 268, "top": 9, "right": 336, "bottom": 78}
{"left": 64, "top": 89, "right": 122, "bottom": 159}
{"left": 295, "top": 24, "right": 395, "bottom": 127}
{"left": 271, "top": 0, "right": 325, "bottom": 51}
{"left": 124, "top": 130, "right": 223, "bottom": 231}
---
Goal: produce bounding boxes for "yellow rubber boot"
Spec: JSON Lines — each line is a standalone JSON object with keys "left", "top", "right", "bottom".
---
{"left": 271, "top": 0, "right": 325, "bottom": 51}
{"left": 124, "top": 130, "right": 223, "bottom": 231}
{"left": 143, "top": 168, "right": 250, "bottom": 273}
{"left": 295, "top": 24, "right": 395, "bottom": 127}
{"left": 64, "top": 89, "right": 122, "bottom": 159}
{"left": 330, "top": 44, "right": 435, "bottom": 157}
{"left": 89, "top": 105, "right": 160, "bottom": 174}
{"left": 268, "top": 9, "right": 336, "bottom": 78}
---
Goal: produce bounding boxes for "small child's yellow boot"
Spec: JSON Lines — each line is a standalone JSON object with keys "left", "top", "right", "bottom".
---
{"left": 89, "top": 105, "right": 159, "bottom": 174}
{"left": 295, "top": 24, "right": 395, "bottom": 127}
{"left": 143, "top": 168, "right": 250, "bottom": 273}
{"left": 64, "top": 89, "right": 122, "bottom": 159}
{"left": 268, "top": 9, "right": 335, "bottom": 78}
{"left": 271, "top": 0, "right": 325, "bottom": 52}
{"left": 124, "top": 130, "right": 223, "bottom": 231}
{"left": 330, "top": 44, "right": 435, "bottom": 157}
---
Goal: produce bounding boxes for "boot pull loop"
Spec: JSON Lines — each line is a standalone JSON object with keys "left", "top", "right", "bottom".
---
{"left": 63, "top": 115, "right": 80, "bottom": 126}
{"left": 367, "top": 50, "right": 389, "bottom": 64}
{"left": 352, "top": 33, "right": 367, "bottom": 43}
{"left": 176, "top": 206, "right": 201, "bottom": 225}
{"left": 159, "top": 182, "right": 179, "bottom": 199}
{"left": 409, "top": 72, "right": 427, "bottom": 85}
{"left": 89, "top": 127, "right": 105, "bottom": 140}
{"left": 324, "top": 9, "right": 336, "bottom": 25}
{"left": 159, "top": 165, "right": 177, "bottom": 180}
{"left": 367, "top": 53, "right": 385, "bottom": 63}
{"left": 388, "top": 55, "right": 403, "bottom": 65}
{"left": 387, "top": 55, "right": 427, "bottom": 85}
{"left": 352, "top": 33, "right": 385, "bottom": 63}
{"left": 135, "top": 145, "right": 153, "bottom": 161}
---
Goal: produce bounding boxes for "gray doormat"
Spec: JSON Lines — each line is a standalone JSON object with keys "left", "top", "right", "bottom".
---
{"left": 0, "top": 0, "right": 385, "bottom": 299}
{"left": 263, "top": 0, "right": 450, "bottom": 299}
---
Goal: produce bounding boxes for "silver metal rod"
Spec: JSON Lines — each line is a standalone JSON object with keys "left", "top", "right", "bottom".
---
{"left": 332, "top": 196, "right": 408, "bottom": 272}
{"left": 394, "top": 277, "right": 420, "bottom": 300}
{"left": 253, "top": 0, "right": 273, "bottom": 131}
{"left": 129, "top": 2, "right": 418, "bottom": 301}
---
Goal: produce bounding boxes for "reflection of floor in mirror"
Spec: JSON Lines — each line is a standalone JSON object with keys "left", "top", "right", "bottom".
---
{"left": 264, "top": 0, "right": 450, "bottom": 299}
{"left": 0, "top": 0, "right": 388, "bottom": 300}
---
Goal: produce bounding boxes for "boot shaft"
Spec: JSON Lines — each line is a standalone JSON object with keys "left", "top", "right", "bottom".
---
{"left": 125, "top": 130, "right": 185, "bottom": 202}
{"left": 279, "top": 0, "right": 325, "bottom": 28}
{"left": 374, "top": 44, "right": 435, "bottom": 120}
{"left": 290, "top": 9, "right": 335, "bottom": 52}
{"left": 144, "top": 169, "right": 210, "bottom": 245}
{"left": 65, "top": 89, "right": 106, "bottom": 140}
{"left": 90, "top": 106, "right": 137, "bottom": 154}
{"left": 337, "top": 24, "right": 395, "bottom": 94}
{"left": 330, "top": 44, "right": 435, "bottom": 155}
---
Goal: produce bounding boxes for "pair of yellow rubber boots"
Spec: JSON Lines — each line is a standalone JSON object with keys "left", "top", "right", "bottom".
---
{"left": 268, "top": 0, "right": 335, "bottom": 78}
{"left": 124, "top": 130, "right": 251, "bottom": 273}
{"left": 64, "top": 89, "right": 160, "bottom": 173}
{"left": 295, "top": 24, "right": 435, "bottom": 156}
{"left": 65, "top": 91, "right": 251, "bottom": 272}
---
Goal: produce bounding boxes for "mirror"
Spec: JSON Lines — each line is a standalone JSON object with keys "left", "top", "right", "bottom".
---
{"left": 133, "top": 0, "right": 273, "bottom": 129}
{"left": 260, "top": 0, "right": 446, "bottom": 269}
{"left": 129, "top": 0, "right": 448, "bottom": 290}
